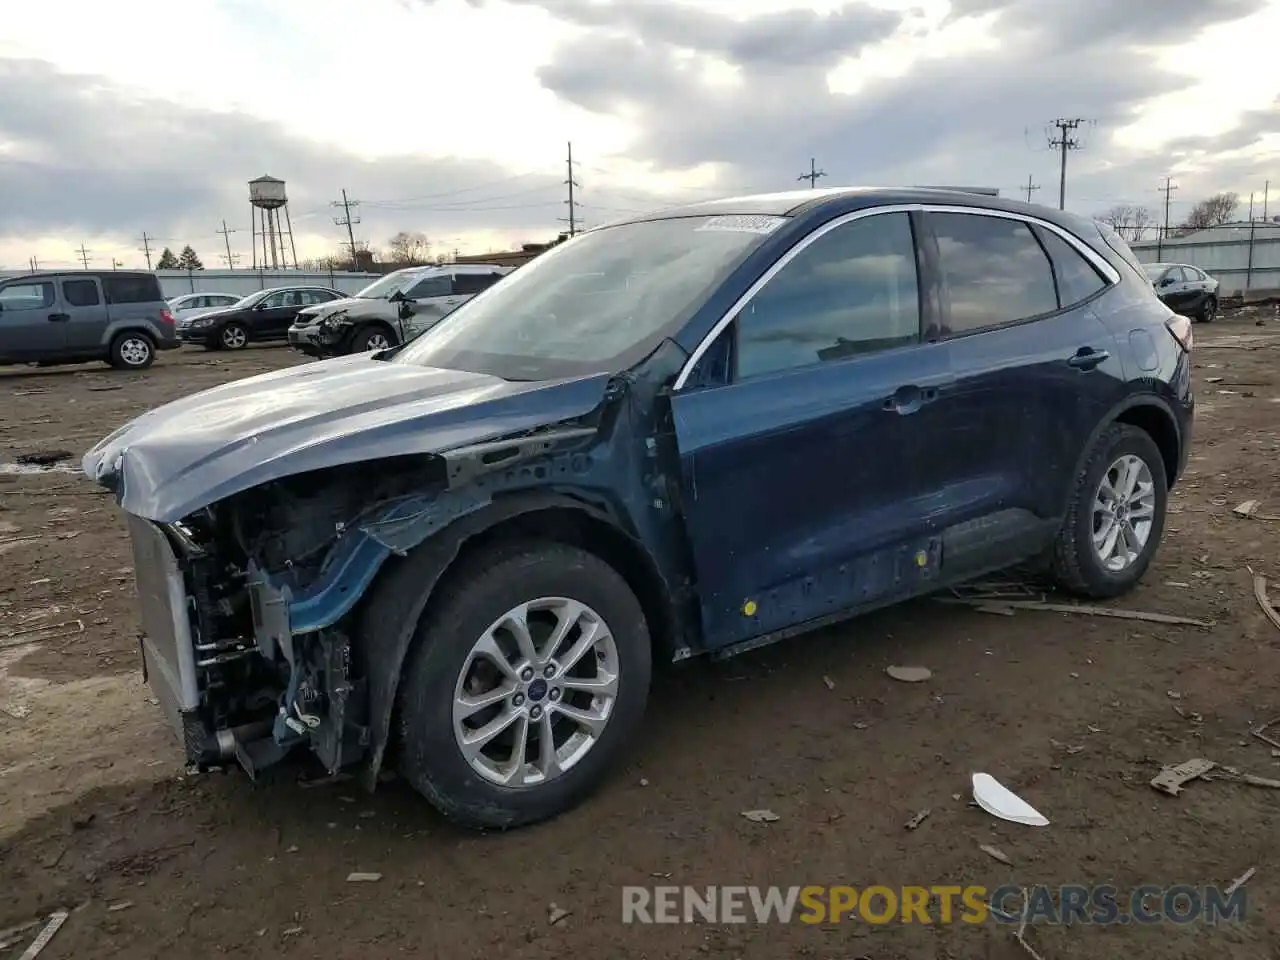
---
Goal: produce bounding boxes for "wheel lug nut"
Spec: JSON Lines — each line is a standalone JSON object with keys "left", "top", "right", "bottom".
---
{"left": 530, "top": 705, "right": 543, "bottom": 720}
{"left": 543, "top": 664, "right": 556, "bottom": 678}
{"left": 512, "top": 694, "right": 525, "bottom": 707}
{"left": 520, "top": 667, "right": 534, "bottom": 682}
{"left": 549, "top": 688, "right": 561, "bottom": 701}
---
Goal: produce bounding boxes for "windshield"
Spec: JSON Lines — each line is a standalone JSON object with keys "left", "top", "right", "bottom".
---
{"left": 1141, "top": 263, "right": 1167, "bottom": 281}
{"left": 353, "top": 270, "right": 424, "bottom": 299}
{"left": 393, "top": 215, "right": 783, "bottom": 380}
{"left": 231, "top": 290, "right": 270, "bottom": 309}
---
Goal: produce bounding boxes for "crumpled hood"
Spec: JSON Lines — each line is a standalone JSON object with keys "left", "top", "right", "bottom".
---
{"left": 83, "top": 353, "right": 612, "bottom": 522}
{"left": 295, "top": 297, "right": 395, "bottom": 325}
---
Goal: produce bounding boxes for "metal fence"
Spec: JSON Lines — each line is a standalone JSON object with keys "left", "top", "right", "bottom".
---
{"left": 0, "top": 268, "right": 381, "bottom": 298}
{"left": 1131, "top": 225, "right": 1280, "bottom": 296}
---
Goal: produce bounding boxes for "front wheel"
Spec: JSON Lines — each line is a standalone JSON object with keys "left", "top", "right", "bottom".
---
{"left": 219, "top": 322, "right": 249, "bottom": 350}
{"left": 350, "top": 325, "right": 395, "bottom": 353}
{"left": 396, "top": 542, "right": 651, "bottom": 829}
{"left": 1049, "top": 423, "right": 1168, "bottom": 598}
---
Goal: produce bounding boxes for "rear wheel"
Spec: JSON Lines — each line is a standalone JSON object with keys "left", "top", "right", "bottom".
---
{"left": 1198, "top": 296, "right": 1217, "bottom": 323}
{"left": 1049, "top": 423, "right": 1167, "bottom": 598}
{"left": 396, "top": 542, "right": 651, "bottom": 829}
{"left": 108, "top": 331, "right": 155, "bottom": 370}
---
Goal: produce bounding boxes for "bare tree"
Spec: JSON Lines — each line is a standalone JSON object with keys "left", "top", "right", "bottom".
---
{"left": 387, "top": 231, "right": 431, "bottom": 265}
{"left": 1129, "top": 206, "right": 1156, "bottom": 240}
{"left": 1099, "top": 204, "right": 1135, "bottom": 235}
{"left": 1179, "top": 192, "right": 1240, "bottom": 232}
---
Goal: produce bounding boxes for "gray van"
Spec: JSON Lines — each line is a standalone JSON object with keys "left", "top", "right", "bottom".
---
{"left": 0, "top": 271, "right": 179, "bottom": 370}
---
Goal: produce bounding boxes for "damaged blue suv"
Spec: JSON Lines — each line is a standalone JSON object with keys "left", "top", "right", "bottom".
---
{"left": 85, "top": 187, "right": 1194, "bottom": 829}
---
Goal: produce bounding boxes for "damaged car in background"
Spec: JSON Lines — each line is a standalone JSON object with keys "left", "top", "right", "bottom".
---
{"left": 85, "top": 188, "right": 1193, "bottom": 829}
{"left": 287, "top": 263, "right": 511, "bottom": 358}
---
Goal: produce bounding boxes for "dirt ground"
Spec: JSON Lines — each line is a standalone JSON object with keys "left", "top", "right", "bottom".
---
{"left": 1, "top": 318, "right": 1278, "bottom": 960}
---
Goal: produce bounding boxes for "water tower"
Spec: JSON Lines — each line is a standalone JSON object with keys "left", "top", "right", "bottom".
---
{"left": 249, "top": 175, "right": 299, "bottom": 270}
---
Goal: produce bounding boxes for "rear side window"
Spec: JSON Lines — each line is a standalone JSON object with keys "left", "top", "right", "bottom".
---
{"left": 1032, "top": 227, "right": 1108, "bottom": 306}
{"left": 1092, "top": 219, "right": 1147, "bottom": 277}
{"left": 454, "top": 272, "right": 502, "bottom": 295}
{"left": 63, "top": 279, "right": 101, "bottom": 307}
{"left": 0, "top": 281, "right": 54, "bottom": 311}
{"left": 104, "top": 274, "right": 162, "bottom": 304}
{"left": 930, "top": 212, "right": 1057, "bottom": 334}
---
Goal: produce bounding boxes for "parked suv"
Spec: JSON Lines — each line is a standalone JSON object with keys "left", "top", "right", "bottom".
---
{"left": 85, "top": 188, "right": 1193, "bottom": 831}
{"left": 0, "top": 270, "right": 177, "bottom": 369}
{"left": 288, "top": 264, "right": 511, "bottom": 358}
{"left": 176, "top": 285, "right": 346, "bottom": 350}
{"left": 1143, "top": 262, "right": 1220, "bottom": 323}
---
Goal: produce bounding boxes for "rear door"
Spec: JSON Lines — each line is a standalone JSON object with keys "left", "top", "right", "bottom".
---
{"left": 669, "top": 210, "right": 956, "bottom": 649}
{"left": 923, "top": 209, "right": 1125, "bottom": 560}
{"left": 253, "top": 290, "right": 296, "bottom": 337}
{"left": 60, "top": 276, "right": 110, "bottom": 352}
{"left": 0, "top": 278, "right": 64, "bottom": 360}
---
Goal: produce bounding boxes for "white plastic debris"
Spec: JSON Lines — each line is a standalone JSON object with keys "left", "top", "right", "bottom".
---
{"left": 740, "top": 809, "right": 779, "bottom": 823}
{"left": 886, "top": 665, "right": 932, "bottom": 683}
{"left": 971, "top": 773, "right": 1049, "bottom": 826}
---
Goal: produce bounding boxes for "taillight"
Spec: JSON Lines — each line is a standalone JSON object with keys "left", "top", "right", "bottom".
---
{"left": 160, "top": 309, "right": 175, "bottom": 326}
{"left": 1166, "top": 314, "right": 1193, "bottom": 352}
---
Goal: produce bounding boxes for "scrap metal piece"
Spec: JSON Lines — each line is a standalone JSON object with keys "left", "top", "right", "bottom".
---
{"left": 1150, "top": 758, "right": 1215, "bottom": 796}
{"left": 17, "top": 910, "right": 68, "bottom": 960}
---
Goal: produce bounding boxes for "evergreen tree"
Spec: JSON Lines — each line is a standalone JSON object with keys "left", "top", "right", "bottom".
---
{"left": 155, "top": 247, "right": 179, "bottom": 269}
{"left": 177, "top": 245, "right": 204, "bottom": 270}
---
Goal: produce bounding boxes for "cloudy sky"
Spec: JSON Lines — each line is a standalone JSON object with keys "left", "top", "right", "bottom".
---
{"left": 1, "top": 0, "right": 1277, "bottom": 271}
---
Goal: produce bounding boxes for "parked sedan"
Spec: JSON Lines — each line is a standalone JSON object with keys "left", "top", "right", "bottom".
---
{"left": 86, "top": 188, "right": 1193, "bottom": 831}
{"left": 1143, "top": 262, "right": 1220, "bottom": 323}
{"left": 176, "top": 285, "right": 347, "bottom": 349}
{"left": 167, "top": 292, "right": 241, "bottom": 321}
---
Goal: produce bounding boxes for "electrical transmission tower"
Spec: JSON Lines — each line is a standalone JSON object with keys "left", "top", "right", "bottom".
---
{"left": 139, "top": 232, "right": 154, "bottom": 270}
{"left": 217, "top": 220, "right": 241, "bottom": 269}
{"left": 1047, "top": 118, "right": 1087, "bottom": 209}
{"left": 331, "top": 190, "right": 363, "bottom": 264}
{"left": 797, "top": 157, "right": 826, "bottom": 188}
{"left": 561, "top": 142, "right": 582, "bottom": 236}
{"left": 1023, "top": 174, "right": 1040, "bottom": 204}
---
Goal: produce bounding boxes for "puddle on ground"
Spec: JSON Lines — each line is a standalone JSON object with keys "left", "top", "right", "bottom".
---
{"left": 0, "top": 462, "right": 78, "bottom": 475}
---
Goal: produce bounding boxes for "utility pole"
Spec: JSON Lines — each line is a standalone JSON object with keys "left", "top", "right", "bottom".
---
{"left": 1157, "top": 176, "right": 1177, "bottom": 260}
{"left": 331, "top": 190, "right": 362, "bottom": 263}
{"left": 797, "top": 157, "right": 826, "bottom": 188}
{"left": 562, "top": 141, "right": 582, "bottom": 236}
{"left": 217, "top": 220, "right": 239, "bottom": 269}
{"left": 28, "top": 256, "right": 39, "bottom": 271}
{"left": 1047, "top": 118, "right": 1086, "bottom": 209}
{"left": 1264, "top": 179, "right": 1270, "bottom": 221}
{"left": 1022, "top": 174, "right": 1040, "bottom": 204}
{"left": 111, "top": 258, "right": 123, "bottom": 270}
{"left": 139, "top": 232, "right": 154, "bottom": 270}
{"left": 76, "top": 244, "right": 92, "bottom": 269}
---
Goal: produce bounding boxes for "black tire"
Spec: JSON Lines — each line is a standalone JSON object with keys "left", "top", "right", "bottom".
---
{"left": 395, "top": 541, "right": 652, "bottom": 830}
{"left": 219, "top": 322, "right": 249, "bottom": 350}
{"left": 1198, "top": 296, "right": 1217, "bottom": 323}
{"left": 349, "top": 324, "right": 397, "bottom": 354}
{"left": 107, "top": 331, "right": 155, "bottom": 370}
{"left": 1049, "top": 423, "right": 1168, "bottom": 599}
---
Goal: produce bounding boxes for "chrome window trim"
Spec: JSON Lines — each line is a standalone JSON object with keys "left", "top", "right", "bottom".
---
{"left": 672, "top": 202, "right": 1123, "bottom": 391}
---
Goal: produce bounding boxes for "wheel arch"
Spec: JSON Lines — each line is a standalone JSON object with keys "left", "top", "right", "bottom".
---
{"left": 1070, "top": 395, "right": 1183, "bottom": 502}
{"left": 353, "top": 490, "right": 678, "bottom": 789}
{"left": 345, "top": 318, "right": 400, "bottom": 350}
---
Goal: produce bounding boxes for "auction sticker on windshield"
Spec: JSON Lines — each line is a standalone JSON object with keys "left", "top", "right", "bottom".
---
{"left": 695, "top": 215, "right": 788, "bottom": 234}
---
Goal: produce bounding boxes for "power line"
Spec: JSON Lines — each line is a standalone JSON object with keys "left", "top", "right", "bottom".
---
{"left": 331, "top": 189, "right": 363, "bottom": 261}
{"left": 797, "top": 157, "right": 826, "bottom": 188}
{"left": 216, "top": 220, "right": 240, "bottom": 269}
{"left": 76, "top": 244, "right": 92, "bottom": 269}
{"left": 1022, "top": 174, "right": 1040, "bottom": 204}
{"left": 1047, "top": 118, "right": 1087, "bottom": 210}
{"left": 561, "top": 141, "right": 582, "bottom": 236}
{"left": 1157, "top": 176, "right": 1178, "bottom": 259}
{"left": 139, "top": 232, "right": 154, "bottom": 270}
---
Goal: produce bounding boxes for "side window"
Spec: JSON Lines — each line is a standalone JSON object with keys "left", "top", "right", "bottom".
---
{"left": 1032, "top": 227, "right": 1108, "bottom": 307}
{"left": 0, "top": 281, "right": 55, "bottom": 312}
{"left": 261, "top": 291, "right": 288, "bottom": 308}
{"left": 403, "top": 275, "right": 451, "bottom": 299}
{"left": 930, "top": 212, "right": 1057, "bottom": 334}
{"left": 1167, "top": 267, "right": 1188, "bottom": 283}
{"left": 62, "top": 279, "right": 102, "bottom": 307}
{"left": 735, "top": 212, "right": 921, "bottom": 380}
{"left": 103, "top": 274, "right": 162, "bottom": 304}
{"left": 215, "top": 295, "right": 238, "bottom": 306}
{"left": 454, "top": 272, "right": 502, "bottom": 295}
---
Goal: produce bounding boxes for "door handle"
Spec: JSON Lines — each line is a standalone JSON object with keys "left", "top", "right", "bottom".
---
{"left": 882, "top": 384, "right": 939, "bottom": 415}
{"left": 47, "top": 312, "right": 70, "bottom": 322}
{"left": 1067, "top": 347, "right": 1109, "bottom": 371}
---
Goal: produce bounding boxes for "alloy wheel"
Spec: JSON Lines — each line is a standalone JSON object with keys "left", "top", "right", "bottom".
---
{"left": 1092, "top": 454, "right": 1156, "bottom": 572}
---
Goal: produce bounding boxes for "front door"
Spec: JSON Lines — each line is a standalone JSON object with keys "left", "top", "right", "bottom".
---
{"left": 669, "top": 210, "right": 955, "bottom": 650}
{"left": 60, "top": 276, "right": 110, "bottom": 353}
{"left": 921, "top": 210, "right": 1128, "bottom": 567}
{"left": 400, "top": 273, "right": 459, "bottom": 339}
{"left": 0, "top": 278, "right": 65, "bottom": 361}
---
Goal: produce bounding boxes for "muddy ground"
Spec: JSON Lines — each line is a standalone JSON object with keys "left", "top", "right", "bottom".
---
{"left": 1, "top": 318, "right": 1278, "bottom": 959}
